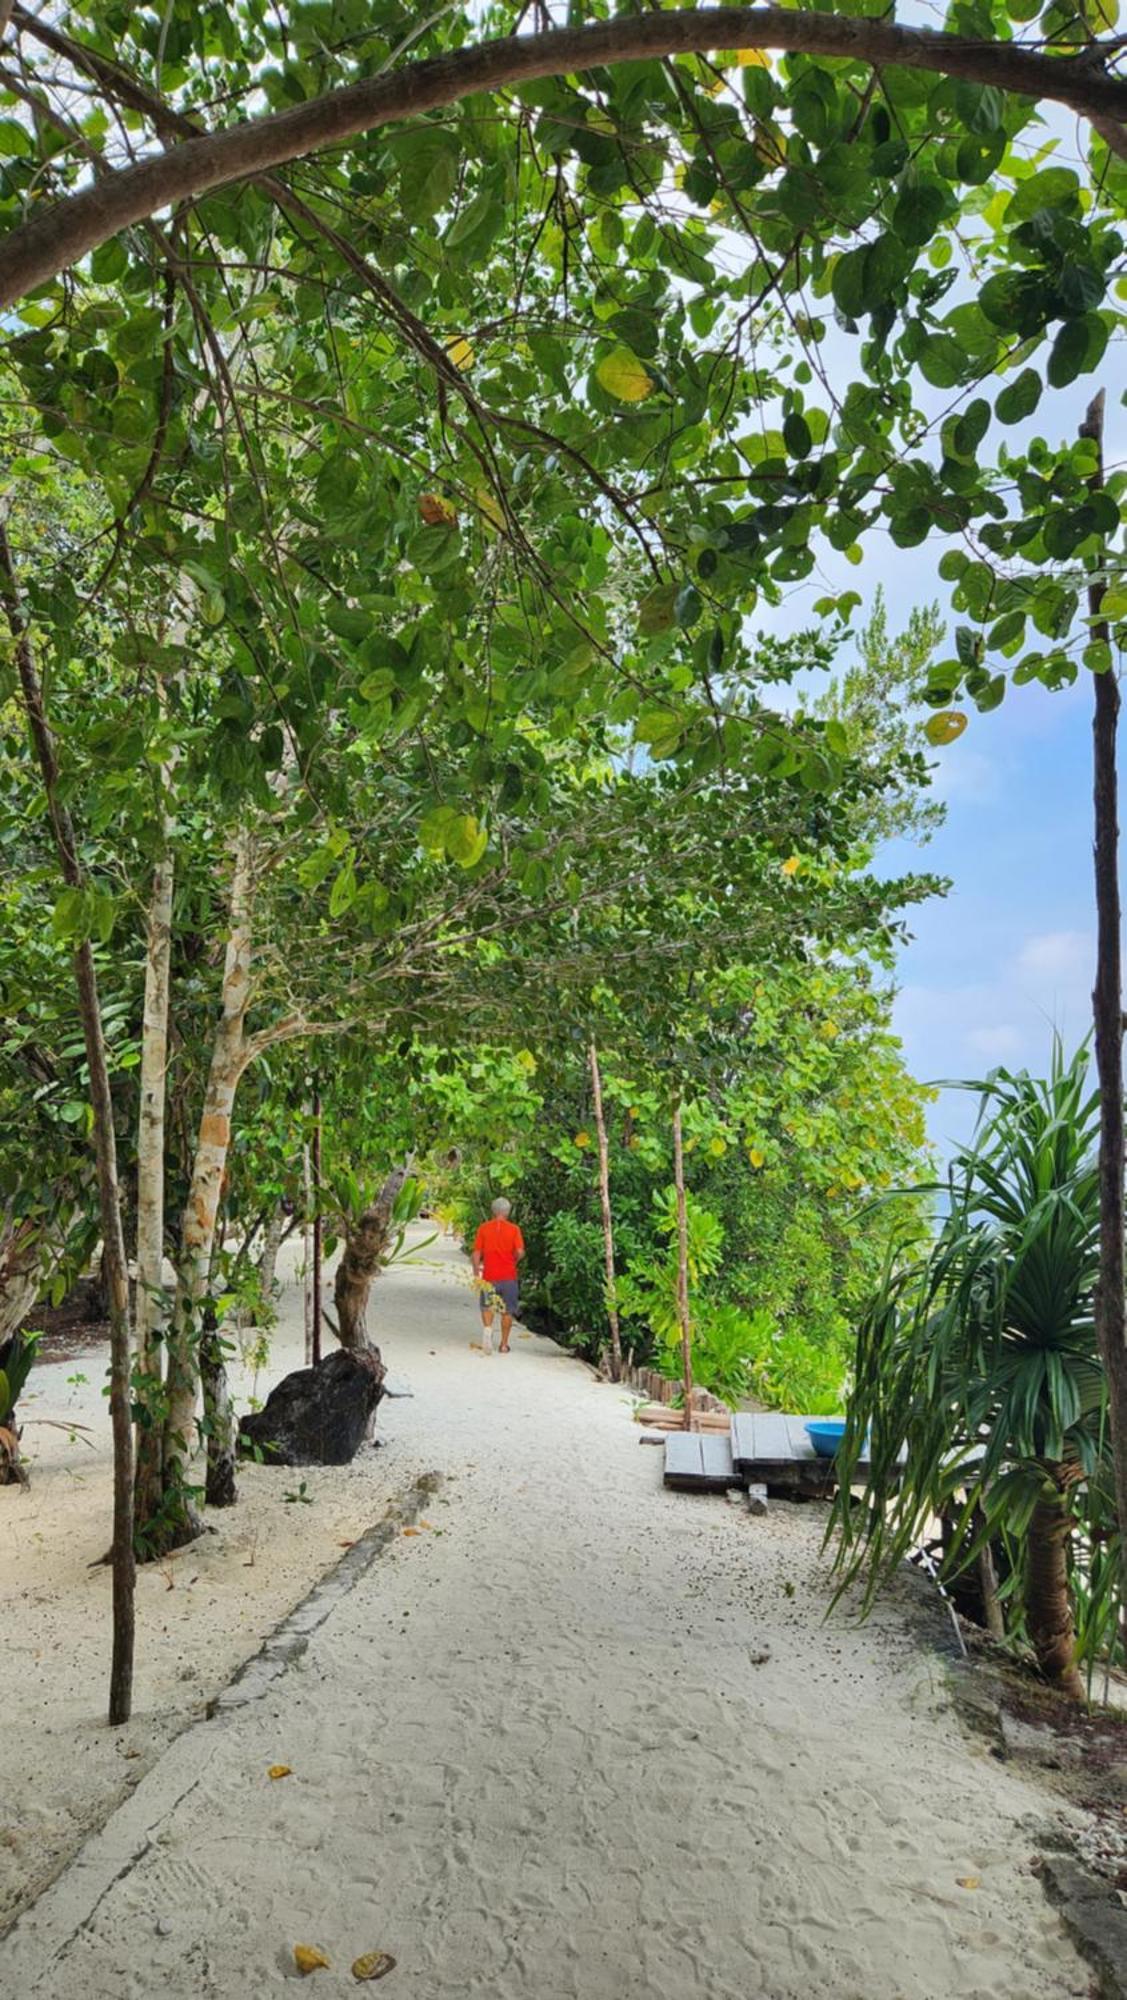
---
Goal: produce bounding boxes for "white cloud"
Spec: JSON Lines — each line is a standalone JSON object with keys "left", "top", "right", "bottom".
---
{"left": 1016, "top": 930, "right": 1093, "bottom": 983}
{"left": 966, "top": 1024, "right": 1024, "bottom": 1063}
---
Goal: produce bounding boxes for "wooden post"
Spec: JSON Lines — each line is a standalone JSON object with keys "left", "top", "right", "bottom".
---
{"left": 311, "top": 1083, "right": 323, "bottom": 1366}
{"left": 672, "top": 1098, "right": 694, "bottom": 1433}
{"left": 588, "top": 1044, "right": 622, "bottom": 1382}
{"left": 1083, "top": 389, "right": 1127, "bottom": 1620}
{"left": 1, "top": 523, "right": 135, "bottom": 1724}
{"left": 302, "top": 1116, "right": 314, "bottom": 1365}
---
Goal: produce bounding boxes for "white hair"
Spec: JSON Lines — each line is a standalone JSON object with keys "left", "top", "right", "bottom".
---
{"left": 491, "top": 1197, "right": 512, "bottom": 1217}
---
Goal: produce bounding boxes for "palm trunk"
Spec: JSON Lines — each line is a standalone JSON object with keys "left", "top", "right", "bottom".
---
{"left": 588, "top": 1044, "right": 622, "bottom": 1381}
{"left": 1083, "top": 390, "right": 1127, "bottom": 1627}
{"left": 1026, "top": 1480, "right": 1083, "bottom": 1697}
{"left": 133, "top": 847, "right": 174, "bottom": 1538}
{"left": 672, "top": 1099, "right": 694, "bottom": 1433}
{"left": 2, "top": 522, "right": 135, "bottom": 1725}
{"left": 334, "top": 1161, "right": 410, "bottom": 1351}
{"left": 162, "top": 831, "right": 253, "bottom": 1527}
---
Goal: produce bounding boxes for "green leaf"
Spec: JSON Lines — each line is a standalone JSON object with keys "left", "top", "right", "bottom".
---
{"left": 1047, "top": 314, "right": 1108, "bottom": 389}
{"left": 447, "top": 815, "right": 488, "bottom": 868}
{"left": 392, "top": 128, "right": 460, "bottom": 222}
{"left": 783, "top": 412, "right": 812, "bottom": 460}
{"left": 328, "top": 864, "right": 357, "bottom": 917}
{"left": 994, "top": 368, "right": 1042, "bottom": 426}
{"left": 891, "top": 180, "right": 948, "bottom": 247}
{"left": 638, "top": 584, "right": 678, "bottom": 636}
{"left": 674, "top": 583, "right": 703, "bottom": 629}
{"left": 0, "top": 117, "right": 32, "bottom": 159}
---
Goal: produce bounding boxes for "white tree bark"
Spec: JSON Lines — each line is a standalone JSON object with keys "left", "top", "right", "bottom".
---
{"left": 163, "top": 830, "right": 254, "bottom": 1520}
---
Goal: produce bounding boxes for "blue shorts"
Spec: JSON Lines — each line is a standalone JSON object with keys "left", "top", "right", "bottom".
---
{"left": 480, "top": 1279, "right": 519, "bottom": 1318}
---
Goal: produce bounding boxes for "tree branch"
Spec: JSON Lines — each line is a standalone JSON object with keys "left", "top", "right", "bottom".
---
{"left": 3, "top": 10, "right": 1127, "bottom": 306}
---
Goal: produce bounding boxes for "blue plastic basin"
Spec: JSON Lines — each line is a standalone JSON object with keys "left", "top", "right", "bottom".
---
{"left": 805, "top": 1420, "right": 848, "bottom": 1459}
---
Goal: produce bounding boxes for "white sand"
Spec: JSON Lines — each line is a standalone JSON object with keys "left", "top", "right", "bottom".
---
{"left": 4, "top": 1232, "right": 1089, "bottom": 1997}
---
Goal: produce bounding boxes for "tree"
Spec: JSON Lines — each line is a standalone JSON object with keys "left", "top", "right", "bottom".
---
{"left": 833, "top": 1048, "right": 1119, "bottom": 1697}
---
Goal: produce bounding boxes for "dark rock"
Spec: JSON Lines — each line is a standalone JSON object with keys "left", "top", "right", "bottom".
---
{"left": 238, "top": 1347, "right": 386, "bottom": 1467}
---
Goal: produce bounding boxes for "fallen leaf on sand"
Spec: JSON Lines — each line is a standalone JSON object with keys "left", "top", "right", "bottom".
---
{"left": 402, "top": 1527, "right": 421, "bottom": 1537}
{"left": 418, "top": 1520, "right": 434, "bottom": 1530}
{"left": 352, "top": 1950, "right": 397, "bottom": 1982}
{"left": 268, "top": 1765, "right": 292, "bottom": 1780}
{"left": 294, "top": 1943, "right": 331, "bottom": 1973}
{"left": 956, "top": 1876, "right": 980, "bottom": 1890}
{"left": 339, "top": 1540, "right": 355, "bottom": 1548}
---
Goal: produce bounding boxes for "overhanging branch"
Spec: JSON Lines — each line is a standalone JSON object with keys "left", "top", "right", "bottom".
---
{"left": 3, "top": 10, "right": 1127, "bottom": 305}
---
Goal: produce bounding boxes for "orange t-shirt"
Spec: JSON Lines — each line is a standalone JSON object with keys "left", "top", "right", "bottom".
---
{"left": 474, "top": 1217, "right": 524, "bottom": 1282}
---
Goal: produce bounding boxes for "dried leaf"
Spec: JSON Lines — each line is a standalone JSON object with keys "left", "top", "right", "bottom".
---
{"left": 475, "top": 486, "right": 505, "bottom": 531}
{"left": 956, "top": 1876, "right": 980, "bottom": 1891}
{"left": 418, "top": 492, "right": 457, "bottom": 527}
{"left": 402, "top": 1527, "right": 421, "bottom": 1537}
{"left": 446, "top": 336, "right": 474, "bottom": 370}
{"left": 268, "top": 1764, "right": 292, "bottom": 1780}
{"left": 294, "top": 1943, "right": 331, "bottom": 1974}
{"left": 352, "top": 1950, "right": 397, "bottom": 1982}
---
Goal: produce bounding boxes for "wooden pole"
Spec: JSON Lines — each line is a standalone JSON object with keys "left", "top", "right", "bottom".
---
{"left": 672, "top": 1097, "right": 695, "bottom": 1433}
{"left": 1, "top": 522, "right": 135, "bottom": 1724}
{"left": 588, "top": 1044, "right": 622, "bottom": 1381}
{"left": 1083, "top": 391, "right": 1127, "bottom": 1621}
{"left": 302, "top": 1115, "right": 314, "bottom": 1366}
{"left": 311, "top": 1083, "right": 323, "bottom": 1367}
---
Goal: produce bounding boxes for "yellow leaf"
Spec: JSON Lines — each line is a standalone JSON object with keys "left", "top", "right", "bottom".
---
{"left": 352, "top": 1952, "right": 397, "bottom": 1983}
{"left": 925, "top": 709, "right": 968, "bottom": 747}
{"left": 956, "top": 1876, "right": 980, "bottom": 1891}
{"left": 419, "top": 492, "right": 458, "bottom": 527}
{"left": 294, "top": 1944, "right": 331, "bottom": 1975}
{"left": 475, "top": 486, "right": 505, "bottom": 532}
{"left": 738, "top": 48, "right": 770, "bottom": 66}
{"left": 446, "top": 336, "right": 474, "bottom": 371}
{"left": 708, "top": 1137, "right": 727, "bottom": 1158}
{"left": 781, "top": 855, "right": 800, "bottom": 877}
{"left": 268, "top": 1764, "right": 292, "bottom": 1781}
{"left": 595, "top": 348, "right": 654, "bottom": 404}
{"left": 402, "top": 1527, "right": 421, "bottom": 1537}
{"left": 821, "top": 1020, "right": 839, "bottom": 1039}
{"left": 748, "top": 1147, "right": 765, "bottom": 1169}
{"left": 574, "top": 1130, "right": 591, "bottom": 1149}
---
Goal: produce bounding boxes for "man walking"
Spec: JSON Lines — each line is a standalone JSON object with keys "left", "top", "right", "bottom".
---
{"left": 472, "top": 1197, "right": 525, "bottom": 1354}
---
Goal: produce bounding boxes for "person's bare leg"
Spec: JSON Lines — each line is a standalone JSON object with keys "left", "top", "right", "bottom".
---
{"left": 500, "top": 1312, "right": 513, "bottom": 1352}
{"left": 481, "top": 1307, "right": 494, "bottom": 1352}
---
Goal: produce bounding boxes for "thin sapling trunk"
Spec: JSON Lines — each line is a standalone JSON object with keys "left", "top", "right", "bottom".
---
{"left": 672, "top": 1099, "right": 695, "bottom": 1433}
{"left": 588, "top": 1044, "right": 622, "bottom": 1382}
{"left": 1, "top": 521, "right": 135, "bottom": 1724}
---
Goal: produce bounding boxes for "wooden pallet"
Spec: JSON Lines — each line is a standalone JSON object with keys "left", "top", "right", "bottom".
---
{"left": 663, "top": 1431, "right": 740, "bottom": 1491}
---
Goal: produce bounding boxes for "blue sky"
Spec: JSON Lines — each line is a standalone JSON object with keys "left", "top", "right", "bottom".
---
{"left": 759, "top": 378, "right": 1122, "bottom": 1158}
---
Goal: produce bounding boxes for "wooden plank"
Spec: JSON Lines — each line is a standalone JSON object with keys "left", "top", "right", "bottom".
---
{"left": 664, "top": 1431, "right": 737, "bottom": 1491}
{"left": 699, "top": 1433, "right": 737, "bottom": 1486}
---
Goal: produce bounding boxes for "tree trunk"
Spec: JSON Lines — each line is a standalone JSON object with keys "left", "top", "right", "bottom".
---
{"left": 0, "top": 1217, "right": 46, "bottom": 1346}
{"left": 1083, "top": 390, "right": 1127, "bottom": 1626}
{"left": 133, "top": 846, "right": 174, "bottom": 1539}
{"left": 1, "top": 522, "right": 135, "bottom": 1725}
{"left": 161, "top": 831, "right": 253, "bottom": 1530}
{"left": 1026, "top": 1480, "right": 1084, "bottom": 1698}
{"left": 671, "top": 1100, "right": 694, "bottom": 1434}
{"left": 257, "top": 1202, "right": 286, "bottom": 1301}
{"left": 588, "top": 1044, "right": 622, "bottom": 1382}
{"left": 334, "top": 1162, "right": 411, "bottom": 1350}
{"left": 200, "top": 1303, "right": 237, "bottom": 1508}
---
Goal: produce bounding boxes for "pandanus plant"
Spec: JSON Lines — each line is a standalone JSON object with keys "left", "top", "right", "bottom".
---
{"left": 832, "top": 1045, "right": 1120, "bottom": 1697}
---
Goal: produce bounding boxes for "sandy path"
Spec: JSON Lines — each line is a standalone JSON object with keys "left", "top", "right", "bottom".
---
{"left": 6, "top": 1234, "right": 1088, "bottom": 1998}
